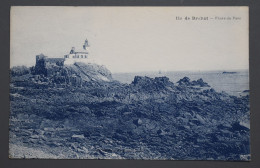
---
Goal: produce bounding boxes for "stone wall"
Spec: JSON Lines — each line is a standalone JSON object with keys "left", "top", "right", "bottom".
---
{"left": 34, "top": 54, "right": 64, "bottom": 76}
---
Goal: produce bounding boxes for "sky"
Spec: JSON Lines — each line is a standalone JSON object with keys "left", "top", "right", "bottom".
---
{"left": 10, "top": 6, "right": 248, "bottom": 73}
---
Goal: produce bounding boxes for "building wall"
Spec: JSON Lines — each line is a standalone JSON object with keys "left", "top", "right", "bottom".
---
{"left": 35, "top": 52, "right": 90, "bottom": 68}
{"left": 46, "top": 58, "right": 65, "bottom": 66}
{"left": 64, "top": 53, "right": 89, "bottom": 65}
{"left": 35, "top": 54, "right": 65, "bottom": 76}
{"left": 65, "top": 53, "right": 88, "bottom": 59}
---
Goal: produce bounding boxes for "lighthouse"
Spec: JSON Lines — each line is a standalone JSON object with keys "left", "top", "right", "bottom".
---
{"left": 83, "top": 38, "right": 89, "bottom": 50}
{"left": 64, "top": 38, "right": 91, "bottom": 65}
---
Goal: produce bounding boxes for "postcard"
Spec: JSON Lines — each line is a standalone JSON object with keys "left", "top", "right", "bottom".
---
{"left": 9, "top": 6, "right": 250, "bottom": 160}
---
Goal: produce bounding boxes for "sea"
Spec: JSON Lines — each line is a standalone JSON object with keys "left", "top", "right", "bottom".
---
{"left": 113, "top": 70, "right": 249, "bottom": 97}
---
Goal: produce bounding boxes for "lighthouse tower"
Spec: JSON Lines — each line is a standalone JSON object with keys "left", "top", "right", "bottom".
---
{"left": 83, "top": 38, "right": 89, "bottom": 50}
{"left": 64, "top": 38, "right": 91, "bottom": 65}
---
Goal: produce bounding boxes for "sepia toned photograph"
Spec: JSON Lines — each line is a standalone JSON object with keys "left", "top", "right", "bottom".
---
{"left": 9, "top": 6, "right": 250, "bottom": 160}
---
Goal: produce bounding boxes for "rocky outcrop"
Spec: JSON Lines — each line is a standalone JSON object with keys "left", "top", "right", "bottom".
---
{"left": 9, "top": 64, "right": 250, "bottom": 160}
{"left": 177, "top": 77, "right": 210, "bottom": 87}
{"left": 15, "top": 60, "right": 113, "bottom": 87}
{"left": 69, "top": 62, "right": 113, "bottom": 82}
{"left": 131, "top": 76, "right": 174, "bottom": 92}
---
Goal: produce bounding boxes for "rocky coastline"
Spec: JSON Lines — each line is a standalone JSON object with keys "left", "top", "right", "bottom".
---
{"left": 9, "top": 62, "right": 250, "bottom": 160}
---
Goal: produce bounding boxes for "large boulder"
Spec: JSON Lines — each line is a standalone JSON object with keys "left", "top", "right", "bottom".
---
{"left": 131, "top": 76, "right": 173, "bottom": 91}
{"left": 191, "top": 78, "right": 210, "bottom": 87}
{"left": 177, "top": 77, "right": 191, "bottom": 86}
{"left": 177, "top": 77, "right": 210, "bottom": 87}
{"left": 70, "top": 62, "right": 113, "bottom": 82}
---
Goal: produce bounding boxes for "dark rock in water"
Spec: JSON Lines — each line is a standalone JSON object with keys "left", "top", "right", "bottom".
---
{"left": 223, "top": 71, "right": 237, "bottom": 74}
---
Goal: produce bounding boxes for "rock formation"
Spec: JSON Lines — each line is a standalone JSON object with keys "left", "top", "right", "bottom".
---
{"left": 9, "top": 59, "right": 250, "bottom": 160}
{"left": 11, "top": 54, "right": 113, "bottom": 87}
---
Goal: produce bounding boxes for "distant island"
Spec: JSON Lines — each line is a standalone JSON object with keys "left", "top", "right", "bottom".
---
{"left": 222, "top": 71, "right": 237, "bottom": 74}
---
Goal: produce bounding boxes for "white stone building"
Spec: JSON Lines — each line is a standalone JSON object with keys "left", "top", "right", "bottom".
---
{"left": 64, "top": 39, "right": 92, "bottom": 65}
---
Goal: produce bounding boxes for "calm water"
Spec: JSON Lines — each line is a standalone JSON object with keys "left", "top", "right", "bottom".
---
{"left": 113, "top": 70, "right": 249, "bottom": 96}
